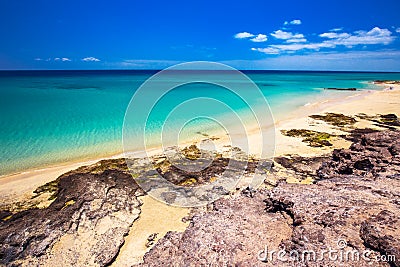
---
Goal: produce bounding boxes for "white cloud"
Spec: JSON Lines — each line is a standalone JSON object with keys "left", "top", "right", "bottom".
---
{"left": 250, "top": 34, "right": 268, "bottom": 42}
{"left": 330, "top": 27, "right": 343, "bottom": 32}
{"left": 286, "top": 38, "right": 307, "bottom": 43}
{"left": 53, "top": 57, "right": 71, "bottom": 61}
{"left": 269, "top": 42, "right": 335, "bottom": 52}
{"left": 34, "top": 58, "right": 42, "bottom": 61}
{"left": 222, "top": 50, "right": 400, "bottom": 71}
{"left": 254, "top": 27, "right": 395, "bottom": 55}
{"left": 290, "top": 19, "right": 302, "bottom": 25}
{"left": 396, "top": 27, "right": 400, "bottom": 33}
{"left": 319, "top": 27, "right": 394, "bottom": 46}
{"left": 271, "top": 30, "right": 305, "bottom": 40}
{"left": 319, "top": 32, "right": 351, "bottom": 39}
{"left": 108, "top": 59, "right": 180, "bottom": 69}
{"left": 251, "top": 47, "right": 280, "bottom": 54}
{"left": 82, "top": 57, "right": 100, "bottom": 62}
{"left": 284, "top": 20, "right": 302, "bottom": 25}
{"left": 234, "top": 32, "right": 254, "bottom": 39}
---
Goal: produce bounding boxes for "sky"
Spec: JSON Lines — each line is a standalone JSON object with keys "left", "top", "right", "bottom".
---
{"left": 1, "top": 0, "right": 400, "bottom": 71}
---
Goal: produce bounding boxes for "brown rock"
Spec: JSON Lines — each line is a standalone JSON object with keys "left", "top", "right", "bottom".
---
{"left": 0, "top": 159, "right": 144, "bottom": 266}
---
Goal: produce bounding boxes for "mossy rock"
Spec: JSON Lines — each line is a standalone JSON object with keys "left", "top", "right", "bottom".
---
{"left": 178, "top": 177, "right": 198, "bottom": 186}
{"left": 379, "top": 114, "right": 400, "bottom": 126}
{"left": 60, "top": 158, "right": 130, "bottom": 177}
{"left": 309, "top": 113, "right": 357, "bottom": 127}
{"left": 83, "top": 158, "right": 129, "bottom": 174}
{"left": 281, "top": 129, "right": 334, "bottom": 147}
{"left": 356, "top": 113, "right": 400, "bottom": 128}
{"left": 181, "top": 145, "right": 201, "bottom": 160}
{"left": 153, "top": 158, "right": 171, "bottom": 172}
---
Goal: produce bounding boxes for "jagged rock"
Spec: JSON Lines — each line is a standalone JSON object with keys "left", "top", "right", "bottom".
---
{"left": 157, "top": 156, "right": 259, "bottom": 186}
{"left": 360, "top": 210, "right": 400, "bottom": 266}
{"left": 264, "top": 174, "right": 399, "bottom": 266}
{"left": 274, "top": 155, "right": 330, "bottom": 180}
{"left": 142, "top": 131, "right": 400, "bottom": 266}
{"left": 0, "top": 159, "right": 144, "bottom": 266}
{"left": 0, "top": 147, "right": 264, "bottom": 265}
{"left": 141, "top": 191, "right": 292, "bottom": 266}
{"left": 356, "top": 113, "right": 400, "bottom": 130}
{"left": 318, "top": 130, "right": 400, "bottom": 179}
{"left": 2, "top": 130, "right": 400, "bottom": 266}
{"left": 343, "top": 127, "right": 380, "bottom": 142}
{"left": 142, "top": 171, "right": 400, "bottom": 266}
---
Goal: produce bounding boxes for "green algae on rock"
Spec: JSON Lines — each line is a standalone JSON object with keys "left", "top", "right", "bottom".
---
{"left": 356, "top": 113, "right": 400, "bottom": 129}
{"left": 181, "top": 144, "right": 202, "bottom": 160}
{"left": 281, "top": 129, "right": 334, "bottom": 147}
{"left": 309, "top": 112, "right": 357, "bottom": 127}
{"left": 69, "top": 158, "right": 130, "bottom": 175}
{"left": 379, "top": 114, "right": 400, "bottom": 126}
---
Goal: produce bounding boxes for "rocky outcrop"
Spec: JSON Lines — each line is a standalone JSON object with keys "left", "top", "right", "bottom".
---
{"left": 142, "top": 130, "right": 400, "bottom": 266}
{"left": 324, "top": 87, "right": 357, "bottom": 91}
{"left": 318, "top": 130, "right": 400, "bottom": 179}
{"left": 361, "top": 210, "right": 400, "bottom": 266}
{"left": 373, "top": 80, "right": 400, "bottom": 85}
{"left": 1, "top": 129, "right": 400, "bottom": 266}
{"left": 157, "top": 157, "right": 259, "bottom": 186}
{"left": 309, "top": 112, "right": 357, "bottom": 127}
{"left": 356, "top": 113, "right": 400, "bottom": 129}
{"left": 280, "top": 129, "right": 334, "bottom": 147}
{"left": 265, "top": 176, "right": 400, "bottom": 266}
{"left": 0, "top": 146, "right": 260, "bottom": 265}
{"left": 142, "top": 173, "right": 400, "bottom": 266}
{"left": 141, "top": 191, "right": 293, "bottom": 266}
{"left": 0, "top": 159, "right": 144, "bottom": 266}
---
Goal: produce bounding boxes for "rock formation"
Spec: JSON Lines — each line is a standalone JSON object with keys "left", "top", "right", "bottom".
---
{"left": 142, "top": 130, "right": 400, "bottom": 267}
{"left": 1, "top": 129, "right": 400, "bottom": 266}
{"left": 0, "top": 159, "right": 144, "bottom": 266}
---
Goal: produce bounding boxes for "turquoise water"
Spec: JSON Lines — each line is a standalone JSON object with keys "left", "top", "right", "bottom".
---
{"left": 1, "top": 70, "right": 400, "bottom": 176}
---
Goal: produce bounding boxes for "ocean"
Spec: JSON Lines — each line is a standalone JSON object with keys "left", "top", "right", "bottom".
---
{"left": 1, "top": 70, "right": 400, "bottom": 176}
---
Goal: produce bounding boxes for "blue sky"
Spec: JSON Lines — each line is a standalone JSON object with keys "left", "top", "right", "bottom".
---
{"left": 1, "top": 0, "right": 400, "bottom": 71}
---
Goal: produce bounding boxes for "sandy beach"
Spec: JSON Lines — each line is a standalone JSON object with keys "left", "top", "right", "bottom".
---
{"left": 1, "top": 83, "right": 399, "bottom": 204}
{"left": 1, "top": 82, "right": 399, "bottom": 266}
{"left": 1, "top": 84, "right": 397, "bottom": 193}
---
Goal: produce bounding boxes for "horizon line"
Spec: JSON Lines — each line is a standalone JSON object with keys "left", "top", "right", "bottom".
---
{"left": 1, "top": 69, "right": 400, "bottom": 74}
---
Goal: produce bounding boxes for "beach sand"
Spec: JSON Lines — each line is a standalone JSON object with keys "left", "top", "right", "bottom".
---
{"left": 111, "top": 195, "right": 189, "bottom": 266}
{"left": 1, "top": 83, "right": 399, "bottom": 265}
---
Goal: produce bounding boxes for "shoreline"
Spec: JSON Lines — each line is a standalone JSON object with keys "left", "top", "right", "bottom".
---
{"left": 0, "top": 82, "right": 380, "bottom": 180}
{"left": 0, "top": 82, "right": 397, "bottom": 201}
{"left": 1, "top": 82, "right": 399, "bottom": 266}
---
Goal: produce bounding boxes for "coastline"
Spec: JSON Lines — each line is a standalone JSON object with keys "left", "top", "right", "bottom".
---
{"left": 1, "top": 82, "right": 398, "bottom": 203}
{"left": 1, "top": 82, "right": 399, "bottom": 266}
